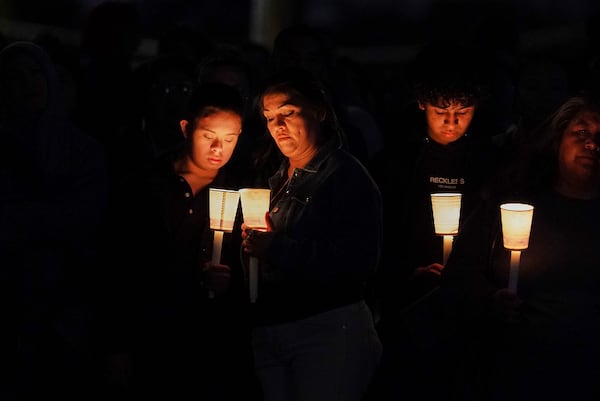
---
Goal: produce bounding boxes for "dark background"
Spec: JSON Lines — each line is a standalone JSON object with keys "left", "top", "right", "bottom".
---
{"left": 2, "top": 0, "right": 600, "bottom": 64}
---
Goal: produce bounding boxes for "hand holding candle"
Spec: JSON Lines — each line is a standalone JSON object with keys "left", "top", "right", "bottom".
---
{"left": 202, "top": 262, "right": 232, "bottom": 297}
{"left": 242, "top": 216, "right": 274, "bottom": 256}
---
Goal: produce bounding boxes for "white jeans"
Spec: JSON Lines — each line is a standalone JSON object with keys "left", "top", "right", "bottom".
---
{"left": 252, "top": 300, "right": 382, "bottom": 401}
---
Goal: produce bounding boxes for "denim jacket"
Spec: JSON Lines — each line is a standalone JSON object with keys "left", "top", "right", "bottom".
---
{"left": 252, "top": 139, "right": 383, "bottom": 325}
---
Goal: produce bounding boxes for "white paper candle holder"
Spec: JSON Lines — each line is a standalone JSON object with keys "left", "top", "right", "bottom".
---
{"left": 209, "top": 188, "right": 240, "bottom": 233}
{"left": 431, "top": 193, "right": 462, "bottom": 264}
{"left": 500, "top": 202, "right": 534, "bottom": 293}
{"left": 500, "top": 203, "right": 534, "bottom": 251}
{"left": 207, "top": 188, "right": 241, "bottom": 298}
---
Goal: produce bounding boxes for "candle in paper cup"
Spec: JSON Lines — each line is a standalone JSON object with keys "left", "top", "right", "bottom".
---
{"left": 431, "top": 193, "right": 462, "bottom": 235}
{"left": 209, "top": 188, "right": 240, "bottom": 232}
{"left": 239, "top": 188, "right": 271, "bottom": 230}
{"left": 500, "top": 203, "right": 534, "bottom": 250}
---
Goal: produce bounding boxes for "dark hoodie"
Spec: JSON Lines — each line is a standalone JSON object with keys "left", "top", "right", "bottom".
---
{"left": 0, "top": 41, "right": 110, "bottom": 400}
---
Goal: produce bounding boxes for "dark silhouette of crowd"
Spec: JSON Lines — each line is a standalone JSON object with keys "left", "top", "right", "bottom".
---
{"left": 2, "top": 1, "right": 600, "bottom": 400}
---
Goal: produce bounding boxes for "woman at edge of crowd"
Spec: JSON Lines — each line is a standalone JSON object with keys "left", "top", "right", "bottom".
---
{"left": 441, "top": 93, "right": 600, "bottom": 401}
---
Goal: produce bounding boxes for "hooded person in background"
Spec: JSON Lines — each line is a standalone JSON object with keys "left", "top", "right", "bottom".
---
{"left": 0, "top": 41, "right": 110, "bottom": 401}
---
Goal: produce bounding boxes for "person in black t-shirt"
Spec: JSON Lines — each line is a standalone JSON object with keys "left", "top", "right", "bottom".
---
{"left": 370, "top": 41, "right": 502, "bottom": 401}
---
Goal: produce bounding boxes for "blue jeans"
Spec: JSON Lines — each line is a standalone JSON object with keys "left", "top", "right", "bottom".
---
{"left": 252, "top": 300, "right": 382, "bottom": 401}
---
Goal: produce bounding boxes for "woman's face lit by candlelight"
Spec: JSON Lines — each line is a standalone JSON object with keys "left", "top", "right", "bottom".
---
{"left": 179, "top": 109, "right": 242, "bottom": 171}
{"left": 262, "top": 91, "right": 320, "bottom": 161}
{"left": 555, "top": 110, "right": 600, "bottom": 199}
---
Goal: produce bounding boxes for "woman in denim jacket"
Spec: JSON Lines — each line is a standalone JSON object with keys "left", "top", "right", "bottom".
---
{"left": 241, "top": 68, "right": 383, "bottom": 401}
